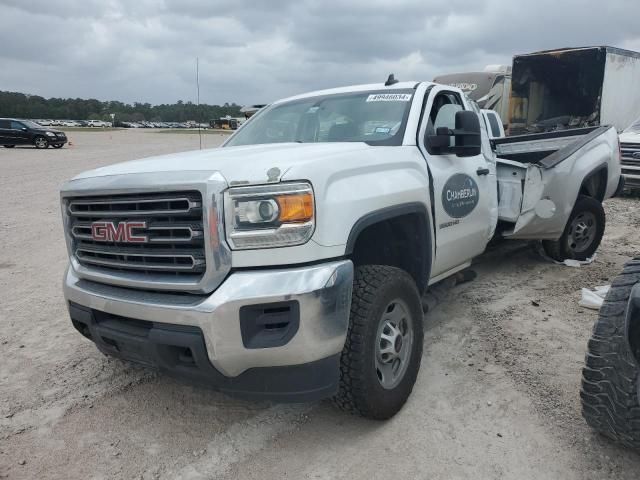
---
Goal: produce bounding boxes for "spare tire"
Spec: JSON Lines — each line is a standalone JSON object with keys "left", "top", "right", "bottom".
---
{"left": 581, "top": 258, "right": 640, "bottom": 449}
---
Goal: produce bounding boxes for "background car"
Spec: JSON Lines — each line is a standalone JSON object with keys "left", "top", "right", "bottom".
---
{"left": 0, "top": 118, "right": 67, "bottom": 149}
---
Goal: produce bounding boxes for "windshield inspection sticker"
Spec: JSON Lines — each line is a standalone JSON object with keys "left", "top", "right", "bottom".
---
{"left": 441, "top": 173, "right": 479, "bottom": 218}
{"left": 366, "top": 93, "right": 412, "bottom": 102}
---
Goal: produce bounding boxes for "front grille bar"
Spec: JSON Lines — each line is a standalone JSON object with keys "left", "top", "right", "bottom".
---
{"left": 76, "top": 254, "right": 202, "bottom": 272}
{"left": 71, "top": 223, "right": 204, "bottom": 243}
{"left": 68, "top": 196, "right": 201, "bottom": 216}
{"left": 76, "top": 247, "right": 205, "bottom": 272}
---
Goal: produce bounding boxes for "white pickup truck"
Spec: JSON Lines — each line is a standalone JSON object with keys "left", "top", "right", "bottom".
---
{"left": 619, "top": 114, "right": 640, "bottom": 192}
{"left": 61, "top": 79, "right": 622, "bottom": 419}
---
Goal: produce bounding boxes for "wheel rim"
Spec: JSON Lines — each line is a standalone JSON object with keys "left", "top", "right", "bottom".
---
{"left": 567, "top": 211, "right": 597, "bottom": 253}
{"left": 375, "top": 298, "right": 414, "bottom": 390}
{"left": 35, "top": 137, "right": 47, "bottom": 148}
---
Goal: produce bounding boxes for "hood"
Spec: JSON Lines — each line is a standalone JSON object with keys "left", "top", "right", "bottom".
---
{"left": 620, "top": 131, "right": 640, "bottom": 144}
{"left": 71, "top": 142, "right": 373, "bottom": 184}
{"left": 34, "top": 127, "right": 63, "bottom": 134}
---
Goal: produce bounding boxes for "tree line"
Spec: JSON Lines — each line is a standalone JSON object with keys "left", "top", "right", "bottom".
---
{"left": 0, "top": 90, "right": 243, "bottom": 122}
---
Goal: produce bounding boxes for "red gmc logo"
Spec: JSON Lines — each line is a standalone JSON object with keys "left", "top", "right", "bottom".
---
{"left": 91, "top": 221, "right": 148, "bottom": 243}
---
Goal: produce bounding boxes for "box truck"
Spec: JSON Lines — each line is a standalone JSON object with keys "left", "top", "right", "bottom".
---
{"left": 509, "top": 46, "right": 640, "bottom": 135}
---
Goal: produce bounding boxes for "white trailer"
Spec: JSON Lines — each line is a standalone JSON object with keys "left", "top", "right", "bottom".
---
{"left": 433, "top": 65, "right": 512, "bottom": 124}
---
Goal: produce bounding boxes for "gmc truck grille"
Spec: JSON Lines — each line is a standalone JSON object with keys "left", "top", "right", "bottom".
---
{"left": 66, "top": 191, "right": 206, "bottom": 278}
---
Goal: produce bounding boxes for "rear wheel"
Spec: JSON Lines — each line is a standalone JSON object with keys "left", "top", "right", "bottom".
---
{"left": 4, "top": 145, "right": 15, "bottom": 148}
{"left": 333, "top": 265, "right": 424, "bottom": 419}
{"left": 33, "top": 136, "right": 49, "bottom": 149}
{"left": 581, "top": 258, "right": 640, "bottom": 448}
{"left": 543, "top": 195, "right": 605, "bottom": 261}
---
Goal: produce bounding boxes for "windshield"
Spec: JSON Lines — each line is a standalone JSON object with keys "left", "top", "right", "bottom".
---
{"left": 225, "top": 89, "right": 415, "bottom": 147}
{"left": 21, "top": 120, "right": 46, "bottom": 129}
{"left": 624, "top": 115, "right": 640, "bottom": 133}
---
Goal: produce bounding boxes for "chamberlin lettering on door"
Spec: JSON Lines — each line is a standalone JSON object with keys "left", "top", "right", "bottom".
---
{"left": 446, "top": 187, "right": 477, "bottom": 201}
{"left": 441, "top": 174, "right": 480, "bottom": 219}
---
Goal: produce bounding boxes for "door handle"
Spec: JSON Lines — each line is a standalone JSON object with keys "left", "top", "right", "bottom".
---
{"left": 476, "top": 167, "right": 490, "bottom": 176}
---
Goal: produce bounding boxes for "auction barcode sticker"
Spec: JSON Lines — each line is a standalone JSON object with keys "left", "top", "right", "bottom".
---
{"left": 366, "top": 93, "right": 412, "bottom": 102}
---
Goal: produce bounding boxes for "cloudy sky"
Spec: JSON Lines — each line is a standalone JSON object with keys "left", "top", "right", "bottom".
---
{"left": 1, "top": 0, "right": 639, "bottom": 106}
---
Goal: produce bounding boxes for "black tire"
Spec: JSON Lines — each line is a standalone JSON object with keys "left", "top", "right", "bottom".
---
{"left": 581, "top": 258, "right": 640, "bottom": 449}
{"left": 3, "top": 145, "right": 15, "bottom": 148}
{"left": 52, "top": 144, "right": 63, "bottom": 149}
{"left": 542, "top": 195, "right": 605, "bottom": 261}
{"left": 333, "top": 265, "right": 424, "bottom": 419}
{"left": 33, "top": 136, "right": 49, "bottom": 149}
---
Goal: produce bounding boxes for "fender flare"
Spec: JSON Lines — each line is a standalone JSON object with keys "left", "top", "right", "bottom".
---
{"left": 345, "top": 202, "right": 432, "bottom": 292}
{"left": 578, "top": 163, "right": 608, "bottom": 203}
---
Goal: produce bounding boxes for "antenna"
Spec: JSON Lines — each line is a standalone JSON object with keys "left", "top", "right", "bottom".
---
{"left": 385, "top": 74, "right": 399, "bottom": 86}
{"left": 196, "top": 57, "right": 202, "bottom": 150}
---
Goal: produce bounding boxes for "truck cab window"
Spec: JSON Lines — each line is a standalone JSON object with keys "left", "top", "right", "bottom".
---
{"left": 487, "top": 112, "right": 502, "bottom": 138}
{"left": 426, "top": 92, "right": 463, "bottom": 149}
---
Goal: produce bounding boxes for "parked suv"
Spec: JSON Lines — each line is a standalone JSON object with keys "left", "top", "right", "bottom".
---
{"left": 0, "top": 118, "right": 67, "bottom": 149}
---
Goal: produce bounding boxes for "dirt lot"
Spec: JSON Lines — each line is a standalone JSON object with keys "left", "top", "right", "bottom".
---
{"left": 1, "top": 130, "right": 639, "bottom": 479}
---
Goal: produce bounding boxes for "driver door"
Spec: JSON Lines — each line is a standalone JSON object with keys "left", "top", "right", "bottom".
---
{"left": 10, "top": 121, "right": 30, "bottom": 145}
{"left": 418, "top": 87, "right": 493, "bottom": 278}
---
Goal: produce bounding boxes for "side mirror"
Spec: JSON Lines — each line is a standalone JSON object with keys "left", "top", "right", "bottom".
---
{"left": 453, "top": 110, "right": 481, "bottom": 157}
{"left": 428, "top": 127, "right": 452, "bottom": 148}
{"left": 22, "top": 127, "right": 28, "bottom": 131}
{"left": 426, "top": 111, "right": 482, "bottom": 156}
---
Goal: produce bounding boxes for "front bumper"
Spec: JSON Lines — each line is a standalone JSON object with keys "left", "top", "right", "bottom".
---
{"left": 64, "top": 259, "right": 353, "bottom": 401}
{"left": 47, "top": 133, "right": 67, "bottom": 144}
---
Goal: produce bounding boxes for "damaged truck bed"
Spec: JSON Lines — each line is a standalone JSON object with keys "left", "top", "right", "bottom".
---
{"left": 493, "top": 126, "right": 622, "bottom": 239}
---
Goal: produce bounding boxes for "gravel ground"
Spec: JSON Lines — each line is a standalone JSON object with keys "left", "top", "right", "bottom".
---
{"left": 1, "top": 130, "right": 639, "bottom": 479}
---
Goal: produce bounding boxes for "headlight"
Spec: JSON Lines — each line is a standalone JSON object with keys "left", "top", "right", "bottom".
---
{"left": 45, "top": 131, "right": 56, "bottom": 137}
{"left": 224, "top": 182, "right": 315, "bottom": 250}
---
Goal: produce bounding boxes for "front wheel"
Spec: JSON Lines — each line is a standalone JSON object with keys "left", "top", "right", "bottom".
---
{"left": 542, "top": 195, "right": 605, "bottom": 261}
{"left": 52, "top": 144, "right": 63, "bottom": 149}
{"left": 333, "top": 265, "right": 424, "bottom": 419}
{"left": 33, "top": 136, "right": 49, "bottom": 149}
{"left": 4, "top": 145, "right": 15, "bottom": 148}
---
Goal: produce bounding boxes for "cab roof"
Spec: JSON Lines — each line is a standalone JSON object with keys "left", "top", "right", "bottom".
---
{"left": 274, "top": 81, "right": 435, "bottom": 104}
